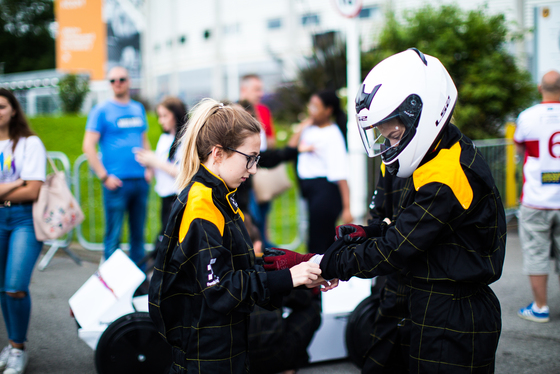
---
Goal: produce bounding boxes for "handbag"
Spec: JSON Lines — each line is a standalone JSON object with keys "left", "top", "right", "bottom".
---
{"left": 32, "top": 157, "right": 85, "bottom": 241}
{"left": 252, "top": 164, "right": 292, "bottom": 203}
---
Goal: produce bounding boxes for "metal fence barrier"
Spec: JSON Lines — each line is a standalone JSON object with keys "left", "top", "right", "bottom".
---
{"left": 73, "top": 154, "right": 160, "bottom": 252}
{"left": 473, "top": 137, "right": 518, "bottom": 221}
{"left": 72, "top": 153, "right": 301, "bottom": 253}
{"left": 54, "top": 137, "right": 519, "bottom": 259}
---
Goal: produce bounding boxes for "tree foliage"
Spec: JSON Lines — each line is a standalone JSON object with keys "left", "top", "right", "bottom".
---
{"left": 0, "top": 0, "right": 55, "bottom": 73}
{"left": 363, "top": 4, "right": 538, "bottom": 139}
{"left": 270, "top": 32, "right": 347, "bottom": 123}
{"left": 58, "top": 74, "right": 89, "bottom": 114}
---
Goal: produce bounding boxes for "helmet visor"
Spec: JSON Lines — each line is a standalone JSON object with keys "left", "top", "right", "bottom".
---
{"left": 357, "top": 94, "right": 422, "bottom": 159}
{"left": 357, "top": 118, "right": 406, "bottom": 157}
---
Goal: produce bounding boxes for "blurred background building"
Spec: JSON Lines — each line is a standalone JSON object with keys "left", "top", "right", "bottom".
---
{"left": 0, "top": 0, "right": 558, "bottom": 114}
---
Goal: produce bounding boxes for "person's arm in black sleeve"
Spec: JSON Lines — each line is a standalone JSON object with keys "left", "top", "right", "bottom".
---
{"left": 188, "top": 219, "right": 292, "bottom": 313}
{"left": 258, "top": 146, "right": 298, "bottom": 168}
{"left": 335, "top": 167, "right": 393, "bottom": 244}
{"left": 321, "top": 182, "right": 456, "bottom": 281}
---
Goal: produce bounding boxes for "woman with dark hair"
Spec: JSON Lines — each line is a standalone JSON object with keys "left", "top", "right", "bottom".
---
{"left": 0, "top": 88, "right": 47, "bottom": 374}
{"left": 317, "top": 90, "right": 348, "bottom": 147}
{"left": 135, "top": 96, "right": 187, "bottom": 242}
{"left": 289, "top": 90, "right": 352, "bottom": 254}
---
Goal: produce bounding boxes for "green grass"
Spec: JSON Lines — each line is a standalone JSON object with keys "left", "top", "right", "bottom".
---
{"left": 29, "top": 114, "right": 163, "bottom": 247}
{"left": 30, "top": 114, "right": 162, "bottom": 166}
{"left": 27, "top": 114, "right": 303, "bottom": 251}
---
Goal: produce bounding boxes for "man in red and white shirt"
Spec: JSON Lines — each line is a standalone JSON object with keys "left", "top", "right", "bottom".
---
{"left": 514, "top": 70, "right": 560, "bottom": 323}
{"left": 238, "top": 74, "right": 278, "bottom": 248}
{"left": 239, "top": 74, "right": 276, "bottom": 150}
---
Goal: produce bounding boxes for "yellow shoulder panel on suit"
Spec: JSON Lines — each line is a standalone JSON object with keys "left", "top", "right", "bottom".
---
{"left": 179, "top": 182, "right": 225, "bottom": 242}
{"left": 413, "top": 142, "right": 473, "bottom": 210}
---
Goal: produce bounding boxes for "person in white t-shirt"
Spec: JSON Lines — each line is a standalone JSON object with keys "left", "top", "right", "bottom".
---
{"left": 514, "top": 70, "right": 560, "bottom": 323}
{"left": 0, "top": 88, "right": 47, "bottom": 374}
{"left": 135, "top": 97, "right": 187, "bottom": 246}
{"left": 290, "top": 90, "right": 352, "bottom": 254}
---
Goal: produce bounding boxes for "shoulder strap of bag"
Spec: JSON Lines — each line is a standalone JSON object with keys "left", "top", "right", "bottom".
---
{"left": 47, "top": 156, "right": 59, "bottom": 174}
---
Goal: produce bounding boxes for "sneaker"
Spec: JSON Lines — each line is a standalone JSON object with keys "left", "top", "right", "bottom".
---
{"left": 0, "top": 345, "right": 11, "bottom": 370}
{"left": 518, "top": 302, "right": 550, "bottom": 323}
{"left": 4, "top": 348, "right": 28, "bottom": 374}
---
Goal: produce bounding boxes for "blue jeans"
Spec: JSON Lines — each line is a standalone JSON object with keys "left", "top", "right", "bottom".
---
{"left": 102, "top": 178, "right": 148, "bottom": 266}
{"left": 0, "top": 204, "right": 43, "bottom": 344}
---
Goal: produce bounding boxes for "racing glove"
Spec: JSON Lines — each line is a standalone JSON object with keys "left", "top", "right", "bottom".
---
{"left": 262, "top": 247, "right": 315, "bottom": 271}
{"left": 335, "top": 218, "right": 391, "bottom": 243}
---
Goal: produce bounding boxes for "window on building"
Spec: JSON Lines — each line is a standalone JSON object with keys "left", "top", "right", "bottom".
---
{"left": 204, "top": 29, "right": 211, "bottom": 39}
{"left": 268, "top": 18, "right": 282, "bottom": 29}
{"left": 359, "top": 6, "right": 379, "bottom": 19}
{"left": 313, "top": 31, "right": 338, "bottom": 50}
{"left": 301, "top": 13, "right": 320, "bottom": 26}
{"left": 179, "top": 35, "right": 186, "bottom": 44}
{"left": 223, "top": 23, "right": 240, "bottom": 35}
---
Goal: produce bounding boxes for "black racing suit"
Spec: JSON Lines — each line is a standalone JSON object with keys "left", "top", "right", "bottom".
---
{"left": 149, "top": 165, "right": 293, "bottom": 374}
{"left": 363, "top": 166, "right": 412, "bottom": 373}
{"left": 321, "top": 124, "right": 507, "bottom": 374}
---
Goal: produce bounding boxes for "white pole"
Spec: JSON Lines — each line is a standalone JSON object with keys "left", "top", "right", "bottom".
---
{"left": 346, "top": 17, "right": 367, "bottom": 223}
{"left": 515, "top": 0, "right": 526, "bottom": 69}
{"left": 212, "top": 0, "right": 224, "bottom": 100}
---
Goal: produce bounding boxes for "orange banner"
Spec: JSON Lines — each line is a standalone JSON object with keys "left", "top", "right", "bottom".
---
{"left": 55, "top": 0, "right": 106, "bottom": 81}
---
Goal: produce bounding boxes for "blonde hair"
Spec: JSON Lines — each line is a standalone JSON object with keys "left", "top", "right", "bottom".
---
{"left": 176, "top": 98, "right": 261, "bottom": 190}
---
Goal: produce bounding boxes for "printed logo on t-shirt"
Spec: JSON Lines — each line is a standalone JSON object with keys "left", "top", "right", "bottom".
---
{"left": 116, "top": 117, "right": 144, "bottom": 128}
{"left": 542, "top": 172, "right": 560, "bottom": 184}
{"left": 0, "top": 152, "right": 16, "bottom": 181}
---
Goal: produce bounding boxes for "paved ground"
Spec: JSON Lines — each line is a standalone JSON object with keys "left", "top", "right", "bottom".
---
{"left": 1, "top": 219, "right": 559, "bottom": 373}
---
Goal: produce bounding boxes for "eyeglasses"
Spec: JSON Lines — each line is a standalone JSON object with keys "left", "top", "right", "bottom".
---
{"left": 225, "top": 147, "right": 260, "bottom": 169}
{"left": 109, "top": 77, "right": 127, "bottom": 84}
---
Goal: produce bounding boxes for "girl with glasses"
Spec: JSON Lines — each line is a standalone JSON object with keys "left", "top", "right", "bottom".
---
{"left": 148, "top": 98, "right": 335, "bottom": 374}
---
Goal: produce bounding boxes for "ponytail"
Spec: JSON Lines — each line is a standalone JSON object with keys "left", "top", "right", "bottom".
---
{"left": 176, "top": 98, "right": 261, "bottom": 191}
{"left": 176, "top": 99, "right": 216, "bottom": 190}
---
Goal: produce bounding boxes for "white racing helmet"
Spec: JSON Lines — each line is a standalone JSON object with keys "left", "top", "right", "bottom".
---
{"left": 355, "top": 48, "right": 458, "bottom": 177}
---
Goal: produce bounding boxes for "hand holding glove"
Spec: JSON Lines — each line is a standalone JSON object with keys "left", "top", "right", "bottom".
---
{"left": 262, "top": 247, "right": 315, "bottom": 271}
{"left": 334, "top": 218, "right": 392, "bottom": 243}
{"left": 335, "top": 224, "right": 369, "bottom": 243}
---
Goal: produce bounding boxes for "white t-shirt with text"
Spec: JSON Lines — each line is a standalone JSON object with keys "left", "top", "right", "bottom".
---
{"left": 514, "top": 102, "right": 560, "bottom": 209}
{"left": 0, "top": 136, "right": 46, "bottom": 184}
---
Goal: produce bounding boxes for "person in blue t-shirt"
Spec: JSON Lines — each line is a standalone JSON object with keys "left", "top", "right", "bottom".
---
{"left": 82, "top": 66, "right": 152, "bottom": 266}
